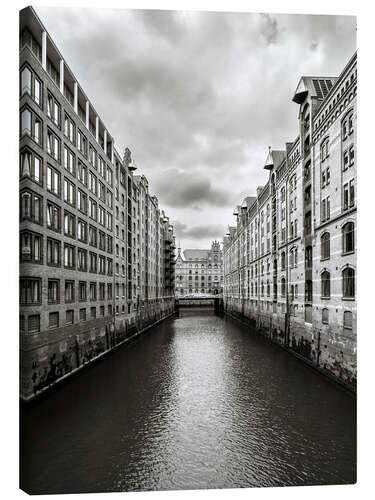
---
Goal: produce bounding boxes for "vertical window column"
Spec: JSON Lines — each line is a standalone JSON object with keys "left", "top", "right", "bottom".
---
{"left": 85, "top": 100, "right": 89, "bottom": 129}
{"left": 59, "top": 59, "right": 64, "bottom": 94}
{"left": 95, "top": 116, "right": 99, "bottom": 143}
{"left": 74, "top": 81, "right": 78, "bottom": 113}
{"left": 42, "top": 31, "right": 47, "bottom": 70}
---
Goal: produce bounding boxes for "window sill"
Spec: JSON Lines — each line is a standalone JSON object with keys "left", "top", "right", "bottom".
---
{"left": 320, "top": 296, "right": 331, "bottom": 300}
{"left": 342, "top": 297, "right": 355, "bottom": 301}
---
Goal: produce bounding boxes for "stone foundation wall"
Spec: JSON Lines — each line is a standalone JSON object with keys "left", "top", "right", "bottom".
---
{"left": 20, "top": 298, "right": 175, "bottom": 401}
{"left": 224, "top": 297, "right": 356, "bottom": 392}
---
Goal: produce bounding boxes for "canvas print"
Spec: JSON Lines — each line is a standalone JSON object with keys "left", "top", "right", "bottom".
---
{"left": 19, "top": 5, "right": 357, "bottom": 495}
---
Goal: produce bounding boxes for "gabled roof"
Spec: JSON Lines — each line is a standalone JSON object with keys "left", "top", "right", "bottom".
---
{"left": 292, "top": 76, "right": 338, "bottom": 104}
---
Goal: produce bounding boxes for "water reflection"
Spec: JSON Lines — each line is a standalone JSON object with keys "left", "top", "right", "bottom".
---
{"left": 20, "top": 309, "right": 356, "bottom": 494}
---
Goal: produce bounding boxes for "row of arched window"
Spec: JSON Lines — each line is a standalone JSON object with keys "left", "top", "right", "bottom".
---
{"left": 321, "top": 222, "right": 354, "bottom": 260}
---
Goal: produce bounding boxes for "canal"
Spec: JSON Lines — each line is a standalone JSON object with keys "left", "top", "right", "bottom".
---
{"left": 20, "top": 308, "right": 356, "bottom": 494}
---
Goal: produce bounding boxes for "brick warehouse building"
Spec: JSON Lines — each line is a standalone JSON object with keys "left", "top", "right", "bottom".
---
{"left": 223, "top": 53, "right": 357, "bottom": 390}
{"left": 175, "top": 241, "right": 223, "bottom": 296}
{"left": 19, "top": 7, "right": 176, "bottom": 401}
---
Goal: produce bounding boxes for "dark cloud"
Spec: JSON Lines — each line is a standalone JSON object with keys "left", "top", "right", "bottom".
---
{"left": 36, "top": 7, "right": 356, "bottom": 248}
{"left": 154, "top": 169, "right": 233, "bottom": 208}
{"left": 172, "top": 221, "right": 226, "bottom": 241}
{"left": 260, "top": 13, "right": 279, "bottom": 45}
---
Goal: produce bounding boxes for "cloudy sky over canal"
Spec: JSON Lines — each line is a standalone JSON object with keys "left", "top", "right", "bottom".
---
{"left": 36, "top": 7, "right": 356, "bottom": 248}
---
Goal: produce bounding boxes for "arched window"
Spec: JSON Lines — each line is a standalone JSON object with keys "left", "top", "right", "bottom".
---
{"left": 343, "top": 311, "right": 353, "bottom": 329}
{"left": 322, "top": 308, "right": 329, "bottom": 324}
{"left": 321, "top": 271, "right": 330, "bottom": 298}
{"left": 321, "top": 232, "right": 330, "bottom": 260}
{"left": 343, "top": 267, "right": 355, "bottom": 298}
{"left": 290, "top": 284, "right": 294, "bottom": 300}
{"left": 281, "top": 277, "right": 286, "bottom": 297}
{"left": 342, "top": 222, "right": 355, "bottom": 254}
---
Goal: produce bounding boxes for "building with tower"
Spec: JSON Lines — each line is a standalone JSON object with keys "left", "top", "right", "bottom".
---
{"left": 175, "top": 241, "right": 223, "bottom": 296}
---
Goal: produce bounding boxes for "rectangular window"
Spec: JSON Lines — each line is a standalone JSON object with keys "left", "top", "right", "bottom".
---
{"left": 63, "top": 178, "right": 75, "bottom": 206}
{"left": 98, "top": 181, "right": 105, "bottom": 202}
{"left": 89, "top": 282, "right": 97, "bottom": 301}
{"left": 89, "top": 252, "right": 97, "bottom": 273}
{"left": 77, "top": 248, "right": 87, "bottom": 272}
{"left": 100, "top": 305, "right": 105, "bottom": 317}
{"left": 90, "top": 307, "right": 96, "bottom": 319}
{"left": 20, "top": 149, "right": 42, "bottom": 185}
{"left": 20, "top": 190, "right": 42, "bottom": 224}
{"left": 89, "top": 226, "right": 97, "bottom": 247}
{"left": 28, "top": 314, "right": 40, "bottom": 334}
{"left": 47, "top": 165, "right": 60, "bottom": 196}
{"left": 47, "top": 129, "right": 60, "bottom": 161}
{"left": 20, "top": 65, "right": 42, "bottom": 106}
{"left": 64, "top": 211, "right": 75, "bottom": 238}
{"left": 63, "top": 146, "right": 75, "bottom": 175}
{"left": 89, "top": 145, "right": 97, "bottom": 169}
{"left": 99, "top": 255, "right": 106, "bottom": 274}
{"left": 47, "top": 92, "right": 61, "bottom": 127}
{"left": 64, "top": 113, "right": 75, "bottom": 144}
{"left": 47, "top": 238, "right": 60, "bottom": 266}
{"left": 49, "top": 312, "right": 59, "bottom": 329}
{"left": 20, "top": 278, "right": 41, "bottom": 305}
{"left": 48, "top": 279, "right": 60, "bottom": 304}
{"left": 77, "top": 219, "right": 87, "bottom": 242}
{"left": 65, "top": 280, "right": 75, "bottom": 303}
{"left": 349, "top": 179, "right": 355, "bottom": 207}
{"left": 107, "top": 212, "right": 113, "bottom": 231}
{"left": 64, "top": 244, "right": 75, "bottom": 269}
{"left": 20, "top": 107, "right": 42, "bottom": 145}
{"left": 77, "top": 160, "right": 87, "bottom": 185}
{"left": 98, "top": 157, "right": 105, "bottom": 178}
{"left": 98, "top": 205, "right": 106, "bottom": 227}
{"left": 20, "top": 231, "right": 42, "bottom": 263}
{"left": 99, "top": 283, "right": 105, "bottom": 300}
{"left": 79, "top": 308, "right": 86, "bottom": 321}
{"left": 89, "top": 198, "right": 97, "bottom": 221}
{"left": 66, "top": 310, "right": 74, "bottom": 325}
{"left": 89, "top": 171, "right": 97, "bottom": 195}
{"left": 77, "top": 189, "right": 87, "bottom": 213}
{"left": 343, "top": 183, "right": 349, "bottom": 211}
{"left": 98, "top": 231, "right": 106, "bottom": 251}
{"left": 107, "top": 258, "right": 113, "bottom": 276}
{"left": 106, "top": 166, "right": 113, "bottom": 186}
{"left": 77, "top": 130, "right": 87, "bottom": 157}
{"left": 46, "top": 201, "right": 60, "bottom": 232}
{"left": 79, "top": 281, "right": 87, "bottom": 301}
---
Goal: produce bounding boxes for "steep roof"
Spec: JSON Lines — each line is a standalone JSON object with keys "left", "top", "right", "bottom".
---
{"left": 183, "top": 249, "right": 209, "bottom": 260}
{"left": 292, "top": 76, "right": 338, "bottom": 104}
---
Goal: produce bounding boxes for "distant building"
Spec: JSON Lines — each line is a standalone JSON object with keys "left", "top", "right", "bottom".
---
{"left": 175, "top": 241, "right": 223, "bottom": 295}
{"left": 223, "top": 53, "right": 357, "bottom": 390}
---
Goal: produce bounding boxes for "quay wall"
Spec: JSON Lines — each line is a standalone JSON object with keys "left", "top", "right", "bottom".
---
{"left": 224, "top": 298, "right": 356, "bottom": 393}
{"left": 20, "top": 298, "right": 175, "bottom": 402}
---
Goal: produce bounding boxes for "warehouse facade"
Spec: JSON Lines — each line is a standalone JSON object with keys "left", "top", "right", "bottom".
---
{"left": 223, "top": 53, "right": 357, "bottom": 390}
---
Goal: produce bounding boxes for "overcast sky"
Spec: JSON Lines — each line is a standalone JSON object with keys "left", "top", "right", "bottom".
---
{"left": 35, "top": 7, "right": 356, "bottom": 250}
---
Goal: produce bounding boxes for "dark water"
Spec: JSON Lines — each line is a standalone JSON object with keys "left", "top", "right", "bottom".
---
{"left": 20, "top": 309, "right": 356, "bottom": 494}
